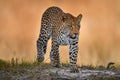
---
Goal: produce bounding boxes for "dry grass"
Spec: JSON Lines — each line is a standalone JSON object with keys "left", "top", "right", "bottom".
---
{"left": 0, "top": 58, "right": 51, "bottom": 71}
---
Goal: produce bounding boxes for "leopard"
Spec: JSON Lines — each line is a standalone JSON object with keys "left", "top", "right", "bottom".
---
{"left": 37, "top": 6, "right": 82, "bottom": 72}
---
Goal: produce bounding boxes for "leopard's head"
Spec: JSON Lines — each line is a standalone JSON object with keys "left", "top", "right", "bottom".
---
{"left": 61, "top": 13, "right": 82, "bottom": 39}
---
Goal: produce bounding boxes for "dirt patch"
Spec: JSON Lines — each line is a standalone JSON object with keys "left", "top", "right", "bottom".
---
{"left": 0, "top": 65, "right": 120, "bottom": 80}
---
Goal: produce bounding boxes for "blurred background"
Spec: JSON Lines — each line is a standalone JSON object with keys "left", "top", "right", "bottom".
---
{"left": 0, "top": 0, "right": 120, "bottom": 66}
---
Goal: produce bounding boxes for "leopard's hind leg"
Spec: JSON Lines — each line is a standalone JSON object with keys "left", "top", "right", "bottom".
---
{"left": 37, "top": 23, "right": 51, "bottom": 62}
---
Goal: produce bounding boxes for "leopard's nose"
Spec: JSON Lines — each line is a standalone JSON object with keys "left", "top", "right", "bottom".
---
{"left": 70, "top": 33, "right": 78, "bottom": 39}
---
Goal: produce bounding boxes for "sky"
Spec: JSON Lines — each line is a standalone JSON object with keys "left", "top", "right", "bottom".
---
{"left": 0, "top": 0, "right": 120, "bottom": 66}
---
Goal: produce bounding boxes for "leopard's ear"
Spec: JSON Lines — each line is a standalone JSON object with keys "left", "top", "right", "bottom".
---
{"left": 77, "top": 14, "right": 82, "bottom": 23}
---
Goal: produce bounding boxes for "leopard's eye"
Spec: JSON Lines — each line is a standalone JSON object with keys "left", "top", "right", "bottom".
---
{"left": 68, "top": 25, "right": 72, "bottom": 27}
{"left": 69, "top": 25, "right": 73, "bottom": 29}
{"left": 78, "top": 25, "right": 80, "bottom": 28}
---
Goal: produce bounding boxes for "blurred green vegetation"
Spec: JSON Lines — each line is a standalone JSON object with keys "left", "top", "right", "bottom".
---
{"left": 0, "top": 58, "right": 40, "bottom": 70}
{"left": 0, "top": 58, "right": 120, "bottom": 70}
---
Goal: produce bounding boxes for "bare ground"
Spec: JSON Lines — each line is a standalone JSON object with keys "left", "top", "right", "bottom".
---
{"left": 0, "top": 64, "right": 120, "bottom": 80}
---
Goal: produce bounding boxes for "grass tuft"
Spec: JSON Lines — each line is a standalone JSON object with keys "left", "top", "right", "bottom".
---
{"left": 0, "top": 59, "right": 10, "bottom": 70}
{"left": 61, "top": 62, "right": 69, "bottom": 67}
{"left": 0, "top": 58, "right": 53, "bottom": 71}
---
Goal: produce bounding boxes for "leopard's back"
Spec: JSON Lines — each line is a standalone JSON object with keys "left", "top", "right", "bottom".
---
{"left": 42, "top": 6, "right": 63, "bottom": 21}
{"left": 40, "top": 7, "right": 65, "bottom": 40}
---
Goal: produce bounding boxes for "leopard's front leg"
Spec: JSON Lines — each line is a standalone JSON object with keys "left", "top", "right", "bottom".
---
{"left": 69, "top": 42, "right": 79, "bottom": 73}
{"left": 50, "top": 41, "right": 60, "bottom": 67}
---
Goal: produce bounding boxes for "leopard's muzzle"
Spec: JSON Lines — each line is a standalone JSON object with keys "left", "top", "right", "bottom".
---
{"left": 69, "top": 33, "right": 78, "bottom": 39}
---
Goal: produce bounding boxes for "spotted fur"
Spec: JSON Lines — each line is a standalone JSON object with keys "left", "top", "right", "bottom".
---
{"left": 37, "top": 6, "right": 82, "bottom": 69}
